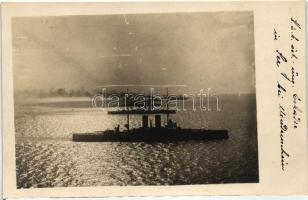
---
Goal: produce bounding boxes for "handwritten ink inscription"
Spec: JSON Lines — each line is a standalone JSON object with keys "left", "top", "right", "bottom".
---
{"left": 274, "top": 17, "right": 303, "bottom": 171}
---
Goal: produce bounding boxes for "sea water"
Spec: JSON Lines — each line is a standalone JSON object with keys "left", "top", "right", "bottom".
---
{"left": 14, "top": 94, "right": 258, "bottom": 188}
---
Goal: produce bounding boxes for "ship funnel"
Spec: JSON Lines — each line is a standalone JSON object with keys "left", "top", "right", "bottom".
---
{"left": 142, "top": 115, "right": 148, "bottom": 128}
{"left": 155, "top": 115, "right": 161, "bottom": 128}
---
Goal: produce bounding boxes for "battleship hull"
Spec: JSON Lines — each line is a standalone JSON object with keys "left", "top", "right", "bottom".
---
{"left": 72, "top": 128, "right": 228, "bottom": 142}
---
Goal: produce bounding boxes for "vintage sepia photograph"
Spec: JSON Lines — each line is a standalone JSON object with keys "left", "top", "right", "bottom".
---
{"left": 12, "top": 11, "right": 258, "bottom": 188}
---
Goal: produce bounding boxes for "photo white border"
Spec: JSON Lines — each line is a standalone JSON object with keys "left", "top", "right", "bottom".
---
{"left": 1, "top": 1, "right": 307, "bottom": 198}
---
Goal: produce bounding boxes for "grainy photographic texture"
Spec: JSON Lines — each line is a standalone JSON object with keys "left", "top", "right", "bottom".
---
{"left": 12, "top": 12, "right": 258, "bottom": 188}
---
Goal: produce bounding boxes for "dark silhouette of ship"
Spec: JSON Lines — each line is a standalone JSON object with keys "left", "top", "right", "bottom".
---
{"left": 72, "top": 87, "right": 228, "bottom": 142}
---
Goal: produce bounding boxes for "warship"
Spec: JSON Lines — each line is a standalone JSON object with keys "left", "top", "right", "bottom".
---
{"left": 72, "top": 87, "right": 228, "bottom": 143}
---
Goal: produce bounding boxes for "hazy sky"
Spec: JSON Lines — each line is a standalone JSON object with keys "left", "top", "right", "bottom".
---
{"left": 12, "top": 12, "right": 255, "bottom": 94}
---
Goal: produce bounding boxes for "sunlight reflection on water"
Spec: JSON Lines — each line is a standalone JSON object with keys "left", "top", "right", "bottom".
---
{"left": 15, "top": 95, "right": 259, "bottom": 188}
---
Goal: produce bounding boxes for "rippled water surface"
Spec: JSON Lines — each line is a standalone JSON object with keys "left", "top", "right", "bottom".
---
{"left": 15, "top": 95, "right": 258, "bottom": 188}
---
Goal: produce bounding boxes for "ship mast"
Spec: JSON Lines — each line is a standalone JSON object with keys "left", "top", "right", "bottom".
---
{"left": 126, "top": 88, "right": 130, "bottom": 131}
{"left": 166, "top": 87, "right": 169, "bottom": 122}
